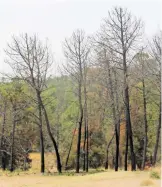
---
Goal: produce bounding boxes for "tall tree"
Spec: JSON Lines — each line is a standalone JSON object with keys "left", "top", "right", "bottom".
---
{"left": 95, "top": 7, "right": 143, "bottom": 171}
{"left": 63, "top": 29, "right": 90, "bottom": 173}
{"left": 5, "top": 34, "right": 62, "bottom": 173}
{"left": 149, "top": 32, "right": 161, "bottom": 166}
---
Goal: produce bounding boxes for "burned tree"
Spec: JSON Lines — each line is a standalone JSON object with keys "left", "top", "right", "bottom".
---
{"left": 149, "top": 32, "right": 161, "bottom": 167}
{"left": 95, "top": 7, "right": 143, "bottom": 171}
{"left": 63, "top": 29, "right": 90, "bottom": 173}
{"left": 5, "top": 34, "right": 62, "bottom": 173}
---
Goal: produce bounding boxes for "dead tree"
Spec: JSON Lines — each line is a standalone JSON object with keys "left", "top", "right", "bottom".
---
{"left": 0, "top": 101, "right": 7, "bottom": 170}
{"left": 134, "top": 51, "right": 149, "bottom": 170}
{"left": 149, "top": 32, "right": 161, "bottom": 166}
{"left": 63, "top": 29, "right": 90, "bottom": 173}
{"left": 95, "top": 7, "right": 143, "bottom": 171}
{"left": 5, "top": 34, "right": 62, "bottom": 173}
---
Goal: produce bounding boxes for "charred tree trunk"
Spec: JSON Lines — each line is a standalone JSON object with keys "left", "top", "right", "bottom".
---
{"left": 10, "top": 105, "right": 16, "bottom": 172}
{"left": 83, "top": 71, "right": 88, "bottom": 172}
{"left": 152, "top": 100, "right": 161, "bottom": 166}
{"left": 105, "top": 55, "right": 119, "bottom": 171}
{"left": 76, "top": 107, "right": 83, "bottom": 173}
{"left": 0, "top": 103, "right": 7, "bottom": 170}
{"left": 82, "top": 118, "right": 86, "bottom": 171}
{"left": 114, "top": 69, "right": 121, "bottom": 168}
{"left": 36, "top": 92, "right": 45, "bottom": 173}
{"left": 39, "top": 128, "right": 45, "bottom": 173}
{"left": 141, "top": 79, "right": 148, "bottom": 170}
{"left": 123, "top": 52, "right": 136, "bottom": 171}
{"left": 105, "top": 133, "right": 115, "bottom": 169}
{"left": 65, "top": 126, "right": 77, "bottom": 170}
{"left": 86, "top": 118, "right": 89, "bottom": 172}
{"left": 38, "top": 92, "right": 62, "bottom": 173}
{"left": 124, "top": 127, "right": 128, "bottom": 171}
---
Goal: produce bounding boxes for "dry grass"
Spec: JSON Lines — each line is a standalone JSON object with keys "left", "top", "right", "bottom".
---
{"left": 140, "top": 179, "right": 154, "bottom": 186}
{"left": 0, "top": 170, "right": 161, "bottom": 187}
{"left": 29, "top": 153, "right": 57, "bottom": 172}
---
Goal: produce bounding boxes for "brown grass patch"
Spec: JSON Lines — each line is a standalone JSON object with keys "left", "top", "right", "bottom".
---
{"left": 140, "top": 179, "right": 154, "bottom": 186}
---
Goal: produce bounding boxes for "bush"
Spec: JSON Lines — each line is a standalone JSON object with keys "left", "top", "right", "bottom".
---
{"left": 150, "top": 171, "right": 160, "bottom": 179}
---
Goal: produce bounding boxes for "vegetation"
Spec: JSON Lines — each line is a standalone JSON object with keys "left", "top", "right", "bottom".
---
{"left": 0, "top": 6, "right": 161, "bottom": 175}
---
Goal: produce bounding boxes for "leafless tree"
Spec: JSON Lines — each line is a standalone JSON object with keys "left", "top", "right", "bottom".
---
{"left": 5, "top": 34, "right": 62, "bottom": 173}
{"left": 133, "top": 50, "right": 149, "bottom": 170}
{"left": 94, "top": 7, "right": 143, "bottom": 171}
{"left": 63, "top": 29, "right": 90, "bottom": 173}
{"left": 149, "top": 32, "right": 161, "bottom": 166}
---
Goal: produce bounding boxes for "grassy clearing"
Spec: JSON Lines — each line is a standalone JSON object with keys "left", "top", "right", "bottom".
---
{"left": 0, "top": 170, "right": 160, "bottom": 187}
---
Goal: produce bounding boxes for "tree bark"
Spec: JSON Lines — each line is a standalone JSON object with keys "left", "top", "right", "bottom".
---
{"left": 105, "top": 56, "right": 119, "bottom": 171}
{"left": 10, "top": 105, "right": 16, "bottom": 172}
{"left": 76, "top": 107, "right": 83, "bottom": 173}
{"left": 123, "top": 54, "right": 136, "bottom": 171}
{"left": 36, "top": 92, "right": 45, "bottom": 173}
{"left": 124, "top": 127, "right": 128, "bottom": 171}
{"left": 105, "top": 133, "right": 115, "bottom": 169}
{"left": 86, "top": 117, "right": 89, "bottom": 172}
{"left": 83, "top": 70, "right": 88, "bottom": 172}
{"left": 119, "top": 8, "right": 136, "bottom": 171}
{"left": 0, "top": 103, "right": 7, "bottom": 170}
{"left": 65, "top": 126, "right": 77, "bottom": 170}
{"left": 38, "top": 92, "right": 62, "bottom": 173}
{"left": 141, "top": 79, "right": 148, "bottom": 170}
{"left": 152, "top": 100, "right": 161, "bottom": 166}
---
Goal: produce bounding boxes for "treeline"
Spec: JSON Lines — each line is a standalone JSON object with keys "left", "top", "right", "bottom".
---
{"left": 0, "top": 7, "right": 161, "bottom": 173}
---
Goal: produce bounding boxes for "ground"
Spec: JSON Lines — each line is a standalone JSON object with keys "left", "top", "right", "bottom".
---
{"left": 0, "top": 170, "right": 160, "bottom": 187}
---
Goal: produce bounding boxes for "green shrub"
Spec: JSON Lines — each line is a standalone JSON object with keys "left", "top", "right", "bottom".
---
{"left": 150, "top": 171, "right": 160, "bottom": 179}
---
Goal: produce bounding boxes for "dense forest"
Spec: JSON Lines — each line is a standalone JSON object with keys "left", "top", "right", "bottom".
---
{"left": 0, "top": 7, "right": 161, "bottom": 173}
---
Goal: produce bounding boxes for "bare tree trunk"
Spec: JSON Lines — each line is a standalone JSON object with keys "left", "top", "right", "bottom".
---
{"left": 0, "top": 103, "right": 7, "bottom": 170}
{"left": 76, "top": 106, "right": 83, "bottom": 173}
{"left": 65, "top": 126, "right": 77, "bottom": 170}
{"left": 36, "top": 92, "right": 45, "bottom": 173}
{"left": 83, "top": 70, "right": 88, "bottom": 172}
{"left": 123, "top": 53, "right": 136, "bottom": 171}
{"left": 152, "top": 100, "right": 161, "bottom": 166}
{"left": 141, "top": 79, "right": 148, "bottom": 170}
{"left": 39, "top": 128, "right": 45, "bottom": 173}
{"left": 124, "top": 127, "right": 128, "bottom": 171}
{"left": 114, "top": 70, "right": 121, "bottom": 168}
{"left": 86, "top": 117, "right": 89, "bottom": 172}
{"left": 10, "top": 105, "right": 16, "bottom": 172}
{"left": 105, "top": 55, "right": 119, "bottom": 171}
{"left": 83, "top": 121, "right": 86, "bottom": 171}
{"left": 38, "top": 92, "right": 62, "bottom": 173}
{"left": 105, "top": 133, "right": 115, "bottom": 169}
